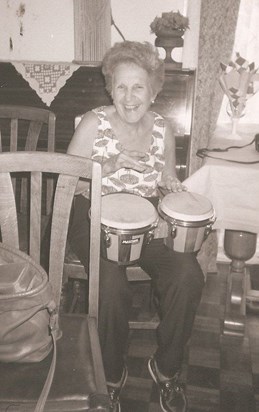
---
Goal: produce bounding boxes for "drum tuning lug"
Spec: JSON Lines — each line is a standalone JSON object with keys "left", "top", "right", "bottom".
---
{"left": 104, "top": 229, "right": 111, "bottom": 248}
{"left": 146, "top": 229, "right": 155, "bottom": 244}
{"left": 204, "top": 224, "right": 212, "bottom": 239}
{"left": 171, "top": 225, "right": 177, "bottom": 239}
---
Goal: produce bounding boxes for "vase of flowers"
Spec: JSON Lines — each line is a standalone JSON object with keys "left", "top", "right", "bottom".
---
{"left": 150, "top": 11, "right": 189, "bottom": 67}
{"left": 150, "top": 11, "right": 189, "bottom": 38}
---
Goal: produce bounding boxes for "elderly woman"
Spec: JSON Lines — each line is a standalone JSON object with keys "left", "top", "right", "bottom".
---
{"left": 67, "top": 41, "right": 204, "bottom": 412}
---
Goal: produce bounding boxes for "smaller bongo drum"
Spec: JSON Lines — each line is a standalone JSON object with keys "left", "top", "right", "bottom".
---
{"left": 158, "top": 191, "right": 216, "bottom": 253}
{"left": 101, "top": 193, "right": 158, "bottom": 265}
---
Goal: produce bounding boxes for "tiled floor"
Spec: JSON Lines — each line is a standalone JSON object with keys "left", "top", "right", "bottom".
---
{"left": 120, "top": 264, "right": 259, "bottom": 412}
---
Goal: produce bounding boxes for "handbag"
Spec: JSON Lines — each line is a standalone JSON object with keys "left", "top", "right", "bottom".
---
{"left": 0, "top": 245, "right": 61, "bottom": 412}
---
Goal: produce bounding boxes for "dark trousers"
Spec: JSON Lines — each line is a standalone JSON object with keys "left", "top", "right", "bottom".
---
{"left": 68, "top": 195, "right": 205, "bottom": 383}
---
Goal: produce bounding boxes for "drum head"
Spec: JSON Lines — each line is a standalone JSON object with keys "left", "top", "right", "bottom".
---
{"left": 160, "top": 192, "right": 214, "bottom": 221}
{"left": 101, "top": 193, "right": 158, "bottom": 229}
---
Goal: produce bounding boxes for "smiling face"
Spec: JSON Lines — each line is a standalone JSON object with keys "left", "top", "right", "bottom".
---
{"left": 111, "top": 63, "right": 156, "bottom": 124}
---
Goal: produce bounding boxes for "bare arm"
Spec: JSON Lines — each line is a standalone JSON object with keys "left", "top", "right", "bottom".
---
{"left": 67, "top": 111, "right": 97, "bottom": 158}
{"left": 67, "top": 111, "right": 98, "bottom": 194}
{"left": 163, "top": 120, "right": 178, "bottom": 179}
{"left": 159, "top": 120, "right": 186, "bottom": 192}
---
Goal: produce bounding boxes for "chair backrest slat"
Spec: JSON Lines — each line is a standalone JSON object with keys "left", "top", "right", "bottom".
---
{"left": 88, "top": 161, "right": 102, "bottom": 320}
{"left": 25, "top": 121, "right": 42, "bottom": 151}
{"left": 47, "top": 113, "right": 56, "bottom": 152}
{"left": 49, "top": 174, "right": 79, "bottom": 305}
{"left": 0, "top": 172, "right": 19, "bottom": 249}
{"left": 10, "top": 119, "right": 18, "bottom": 151}
{"left": 20, "top": 122, "right": 43, "bottom": 214}
{"left": 30, "top": 171, "right": 42, "bottom": 264}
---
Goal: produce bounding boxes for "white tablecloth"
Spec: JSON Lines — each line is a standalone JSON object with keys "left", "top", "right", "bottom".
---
{"left": 183, "top": 131, "right": 259, "bottom": 264}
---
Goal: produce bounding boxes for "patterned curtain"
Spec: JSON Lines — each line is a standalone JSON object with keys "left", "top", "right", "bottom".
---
{"left": 189, "top": 0, "right": 241, "bottom": 175}
{"left": 190, "top": 0, "right": 240, "bottom": 274}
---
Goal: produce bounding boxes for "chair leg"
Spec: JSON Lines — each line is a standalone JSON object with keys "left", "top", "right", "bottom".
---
{"left": 68, "top": 278, "right": 88, "bottom": 314}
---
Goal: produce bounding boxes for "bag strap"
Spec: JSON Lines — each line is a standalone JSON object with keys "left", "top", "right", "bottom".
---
{"left": 34, "top": 310, "right": 59, "bottom": 412}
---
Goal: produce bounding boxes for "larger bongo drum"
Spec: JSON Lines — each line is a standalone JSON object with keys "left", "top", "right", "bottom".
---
{"left": 158, "top": 191, "right": 216, "bottom": 253}
{"left": 101, "top": 193, "right": 158, "bottom": 265}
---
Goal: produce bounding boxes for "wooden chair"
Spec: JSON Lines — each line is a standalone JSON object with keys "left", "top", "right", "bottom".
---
{"left": 0, "top": 151, "right": 109, "bottom": 411}
{"left": 0, "top": 105, "right": 56, "bottom": 215}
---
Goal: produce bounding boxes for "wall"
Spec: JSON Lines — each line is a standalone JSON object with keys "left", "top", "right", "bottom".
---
{"left": 0, "top": 0, "right": 74, "bottom": 61}
{"left": 0, "top": 0, "right": 199, "bottom": 67}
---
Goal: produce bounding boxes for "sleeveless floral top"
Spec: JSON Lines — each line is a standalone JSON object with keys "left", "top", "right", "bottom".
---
{"left": 91, "top": 107, "right": 166, "bottom": 197}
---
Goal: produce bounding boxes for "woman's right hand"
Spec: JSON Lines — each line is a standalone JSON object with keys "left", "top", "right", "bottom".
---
{"left": 102, "top": 150, "right": 149, "bottom": 176}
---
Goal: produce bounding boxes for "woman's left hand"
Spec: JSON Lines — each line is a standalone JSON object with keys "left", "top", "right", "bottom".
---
{"left": 158, "top": 176, "right": 187, "bottom": 193}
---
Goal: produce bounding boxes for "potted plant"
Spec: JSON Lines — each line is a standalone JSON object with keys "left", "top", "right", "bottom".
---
{"left": 150, "top": 10, "right": 189, "bottom": 38}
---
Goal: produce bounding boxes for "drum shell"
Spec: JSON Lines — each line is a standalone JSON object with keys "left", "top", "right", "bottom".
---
{"left": 101, "top": 224, "right": 156, "bottom": 265}
{"left": 158, "top": 206, "right": 215, "bottom": 253}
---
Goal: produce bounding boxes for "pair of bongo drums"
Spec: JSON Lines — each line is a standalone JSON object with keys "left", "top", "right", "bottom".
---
{"left": 99, "top": 191, "right": 216, "bottom": 265}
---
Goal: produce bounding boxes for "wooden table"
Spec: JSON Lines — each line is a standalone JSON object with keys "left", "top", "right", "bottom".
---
{"left": 183, "top": 129, "right": 259, "bottom": 338}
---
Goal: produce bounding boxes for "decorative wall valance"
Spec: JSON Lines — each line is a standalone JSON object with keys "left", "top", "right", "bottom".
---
{"left": 11, "top": 62, "right": 80, "bottom": 106}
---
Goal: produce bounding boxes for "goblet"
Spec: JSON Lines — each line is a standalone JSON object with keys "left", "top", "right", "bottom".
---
{"left": 226, "top": 102, "right": 245, "bottom": 140}
{"left": 223, "top": 230, "right": 257, "bottom": 338}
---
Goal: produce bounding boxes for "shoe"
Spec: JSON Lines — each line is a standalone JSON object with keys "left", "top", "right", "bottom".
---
{"left": 148, "top": 357, "right": 187, "bottom": 412}
{"left": 107, "top": 367, "right": 128, "bottom": 412}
